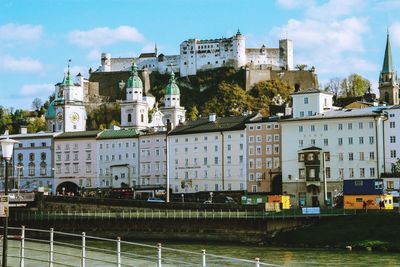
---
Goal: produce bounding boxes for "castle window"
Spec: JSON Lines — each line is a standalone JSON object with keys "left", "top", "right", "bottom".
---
{"left": 127, "top": 114, "right": 132, "bottom": 122}
{"left": 295, "top": 84, "right": 300, "bottom": 92}
{"left": 208, "top": 62, "right": 210, "bottom": 64}
{"left": 141, "top": 114, "right": 144, "bottom": 123}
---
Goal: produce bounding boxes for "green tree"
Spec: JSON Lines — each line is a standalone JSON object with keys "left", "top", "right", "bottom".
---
{"left": 248, "top": 79, "right": 293, "bottom": 116}
{"left": 27, "top": 117, "right": 46, "bottom": 133}
{"left": 347, "top": 74, "right": 371, "bottom": 97}
{"left": 203, "top": 82, "right": 252, "bottom": 116}
{"left": 188, "top": 105, "right": 199, "bottom": 121}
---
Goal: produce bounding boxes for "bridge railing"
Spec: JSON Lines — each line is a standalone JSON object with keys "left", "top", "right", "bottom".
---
{"left": 1, "top": 226, "right": 280, "bottom": 267}
{"left": 10, "top": 208, "right": 352, "bottom": 222}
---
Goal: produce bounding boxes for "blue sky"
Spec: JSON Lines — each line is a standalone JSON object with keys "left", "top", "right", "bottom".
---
{"left": 1, "top": 0, "right": 400, "bottom": 109}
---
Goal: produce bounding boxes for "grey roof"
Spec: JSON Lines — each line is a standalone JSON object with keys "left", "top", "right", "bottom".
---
{"left": 281, "top": 106, "right": 386, "bottom": 122}
{"left": 54, "top": 130, "right": 101, "bottom": 140}
{"left": 169, "top": 115, "right": 254, "bottom": 136}
{"left": 291, "top": 88, "right": 333, "bottom": 95}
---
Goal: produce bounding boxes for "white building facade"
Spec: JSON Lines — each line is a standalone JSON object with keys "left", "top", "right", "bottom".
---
{"left": 0, "top": 131, "right": 59, "bottom": 193}
{"left": 281, "top": 90, "right": 386, "bottom": 207}
{"left": 138, "top": 132, "right": 167, "bottom": 189}
{"left": 96, "top": 128, "right": 140, "bottom": 188}
{"left": 54, "top": 130, "right": 100, "bottom": 194}
{"left": 168, "top": 115, "right": 248, "bottom": 194}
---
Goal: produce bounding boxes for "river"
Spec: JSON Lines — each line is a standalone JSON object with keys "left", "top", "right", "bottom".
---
{"left": 5, "top": 239, "right": 399, "bottom": 266}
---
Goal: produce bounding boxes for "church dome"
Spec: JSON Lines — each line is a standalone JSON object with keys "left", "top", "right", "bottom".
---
{"left": 127, "top": 63, "right": 143, "bottom": 88}
{"left": 165, "top": 71, "right": 180, "bottom": 95}
{"left": 45, "top": 100, "right": 56, "bottom": 119}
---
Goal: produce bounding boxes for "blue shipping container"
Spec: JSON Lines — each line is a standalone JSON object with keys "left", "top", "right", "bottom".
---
{"left": 343, "top": 179, "right": 384, "bottom": 195}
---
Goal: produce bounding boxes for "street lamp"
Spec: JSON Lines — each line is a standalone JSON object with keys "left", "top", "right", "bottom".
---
{"left": 118, "top": 80, "right": 126, "bottom": 90}
{"left": 1, "top": 137, "right": 19, "bottom": 267}
{"left": 209, "top": 192, "right": 213, "bottom": 203}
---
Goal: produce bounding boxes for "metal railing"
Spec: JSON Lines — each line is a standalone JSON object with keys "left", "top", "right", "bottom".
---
{"left": 1, "top": 226, "right": 280, "bottom": 267}
{"left": 9, "top": 208, "right": 352, "bottom": 222}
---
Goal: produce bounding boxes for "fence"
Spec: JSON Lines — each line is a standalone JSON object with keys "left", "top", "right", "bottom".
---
{"left": 9, "top": 208, "right": 352, "bottom": 222}
{"left": 1, "top": 226, "right": 280, "bottom": 267}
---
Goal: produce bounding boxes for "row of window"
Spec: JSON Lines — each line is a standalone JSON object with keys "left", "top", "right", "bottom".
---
{"left": 99, "top": 142, "right": 136, "bottom": 149}
{"left": 299, "top": 122, "right": 374, "bottom": 132}
{"left": 248, "top": 135, "right": 279, "bottom": 143}
{"left": 17, "top": 152, "right": 47, "bottom": 162}
{"left": 248, "top": 124, "right": 279, "bottom": 131}
{"left": 176, "top": 168, "right": 243, "bottom": 180}
{"left": 297, "top": 167, "right": 376, "bottom": 179}
{"left": 175, "top": 144, "right": 244, "bottom": 154}
{"left": 248, "top": 158, "right": 280, "bottom": 169}
{"left": 298, "top": 136, "right": 375, "bottom": 147}
{"left": 55, "top": 163, "right": 92, "bottom": 174}
{"left": 248, "top": 145, "right": 280, "bottom": 155}
{"left": 56, "top": 143, "right": 91, "bottom": 151}
{"left": 174, "top": 155, "right": 244, "bottom": 166}
{"left": 56, "top": 152, "right": 92, "bottom": 161}
{"left": 100, "top": 153, "right": 136, "bottom": 161}
{"left": 17, "top": 142, "right": 47, "bottom": 148}
{"left": 174, "top": 134, "right": 242, "bottom": 143}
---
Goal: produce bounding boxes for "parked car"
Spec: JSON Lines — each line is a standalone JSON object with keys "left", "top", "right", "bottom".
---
{"left": 147, "top": 197, "right": 165, "bottom": 203}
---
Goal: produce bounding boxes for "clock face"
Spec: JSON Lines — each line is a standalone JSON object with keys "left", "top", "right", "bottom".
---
{"left": 70, "top": 112, "right": 80, "bottom": 123}
{"left": 56, "top": 112, "right": 63, "bottom": 122}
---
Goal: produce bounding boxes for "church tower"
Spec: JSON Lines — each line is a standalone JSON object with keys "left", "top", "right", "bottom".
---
{"left": 120, "top": 63, "right": 149, "bottom": 130}
{"left": 379, "top": 32, "right": 399, "bottom": 105}
{"left": 160, "top": 71, "right": 186, "bottom": 129}
{"left": 53, "top": 63, "right": 87, "bottom": 132}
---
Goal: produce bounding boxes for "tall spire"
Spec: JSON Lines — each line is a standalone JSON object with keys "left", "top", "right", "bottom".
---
{"left": 62, "top": 59, "right": 74, "bottom": 86}
{"left": 382, "top": 32, "right": 394, "bottom": 74}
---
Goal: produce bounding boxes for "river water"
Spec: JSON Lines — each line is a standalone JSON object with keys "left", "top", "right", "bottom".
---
{"left": 5, "top": 240, "right": 400, "bottom": 266}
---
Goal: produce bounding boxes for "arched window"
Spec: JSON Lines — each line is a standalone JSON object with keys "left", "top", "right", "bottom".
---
{"left": 18, "top": 153, "right": 23, "bottom": 162}
{"left": 29, "top": 153, "right": 35, "bottom": 161}
{"left": 41, "top": 152, "right": 46, "bottom": 161}
{"left": 40, "top": 162, "right": 47, "bottom": 176}
{"left": 294, "top": 84, "right": 300, "bottom": 92}
{"left": 29, "top": 163, "right": 35, "bottom": 176}
{"left": 127, "top": 114, "right": 132, "bottom": 122}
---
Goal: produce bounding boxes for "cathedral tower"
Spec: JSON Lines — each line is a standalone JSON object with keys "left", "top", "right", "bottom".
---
{"left": 379, "top": 32, "right": 399, "bottom": 105}
{"left": 120, "top": 63, "right": 149, "bottom": 130}
{"left": 160, "top": 71, "right": 186, "bottom": 129}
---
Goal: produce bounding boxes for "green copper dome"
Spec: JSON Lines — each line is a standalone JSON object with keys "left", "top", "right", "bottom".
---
{"left": 127, "top": 63, "right": 143, "bottom": 88}
{"left": 165, "top": 71, "right": 180, "bottom": 95}
{"left": 45, "top": 100, "right": 56, "bottom": 119}
{"left": 62, "top": 65, "right": 74, "bottom": 86}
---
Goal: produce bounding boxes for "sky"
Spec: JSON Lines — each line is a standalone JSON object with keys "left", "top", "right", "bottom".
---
{"left": 1, "top": 0, "right": 400, "bottom": 110}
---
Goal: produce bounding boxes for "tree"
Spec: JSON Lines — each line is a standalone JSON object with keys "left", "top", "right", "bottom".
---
{"left": 188, "top": 105, "right": 199, "bottom": 121}
{"left": 32, "top": 98, "right": 43, "bottom": 111}
{"left": 248, "top": 79, "right": 293, "bottom": 116}
{"left": 347, "top": 74, "right": 371, "bottom": 97}
{"left": 324, "top": 78, "right": 341, "bottom": 95}
{"left": 203, "top": 82, "right": 252, "bottom": 117}
{"left": 27, "top": 117, "right": 46, "bottom": 133}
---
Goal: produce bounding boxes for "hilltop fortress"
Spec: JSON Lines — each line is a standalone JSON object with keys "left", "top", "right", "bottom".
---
{"left": 100, "top": 30, "right": 294, "bottom": 76}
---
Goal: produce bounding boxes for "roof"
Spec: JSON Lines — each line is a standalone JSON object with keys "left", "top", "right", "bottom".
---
{"left": 246, "top": 113, "right": 280, "bottom": 124}
{"left": 0, "top": 132, "right": 60, "bottom": 140}
{"left": 45, "top": 100, "right": 56, "bottom": 119}
{"left": 165, "top": 71, "right": 180, "bottom": 95}
{"left": 127, "top": 63, "right": 143, "bottom": 89}
{"left": 281, "top": 106, "right": 386, "bottom": 123}
{"left": 169, "top": 115, "right": 253, "bottom": 135}
{"left": 139, "top": 52, "right": 156, "bottom": 58}
{"left": 382, "top": 33, "right": 394, "bottom": 74}
{"left": 291, "top": 88, "right": 333, "bottom": 95}
{"left": 54, "top": 130, "right": 101, "bottom": 140}
{"left": 97, "top": 128, "right": 140, "bottom": 140}
{"left": 301, "top": 146, "right": 322, "bottom": 151}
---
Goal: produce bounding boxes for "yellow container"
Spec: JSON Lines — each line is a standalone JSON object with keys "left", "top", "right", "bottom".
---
{"left": 268, "top": 195, "right": 291, "bottom": 209}
{"left": 344, "top": 195, "right": 393, "bottom": 210}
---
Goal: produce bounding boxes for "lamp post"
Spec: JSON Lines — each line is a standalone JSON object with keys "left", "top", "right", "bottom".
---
{"left": 1, "top": 137, "right": 19, "bottom": 267}
{"left": 118, "top": 80, "right": 126, "bottom": 90}
{"left": 209, "top": 192, "right": 213, "bottom": 203}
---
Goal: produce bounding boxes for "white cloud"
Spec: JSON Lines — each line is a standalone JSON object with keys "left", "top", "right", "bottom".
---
{"left": 68, "top": 26, "right": 144, "bottom": 48}
{"left": 0, "top": 23, "right": 43, "bottom": 42}
{"left": 20, "top": 84, "right": 53, "bottom": 97}
{"left": 0, "top": 56, "right": 44, "bottom": 72}
{"left": 271, "top": 0, "right": 375, "bottom": 77}
{"left": 141, "top": 43, "right": 157, "bottom": 53}
{"left": 86, "top": 49, "right": 101, "bottom": 61}
{"left": 63, "top": 65, "right": 87, "bottom": 77}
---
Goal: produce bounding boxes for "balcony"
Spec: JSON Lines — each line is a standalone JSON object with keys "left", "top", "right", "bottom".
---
{"left": 304, "top": 159, "right": 320, "bottom": 166}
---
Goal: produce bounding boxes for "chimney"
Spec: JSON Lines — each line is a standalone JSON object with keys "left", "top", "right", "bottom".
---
{"left": 20, "top": 126, "right": 28, "bottom": 135}
{"left": 209, "top": 113, "right": 216, "bottom": 122}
